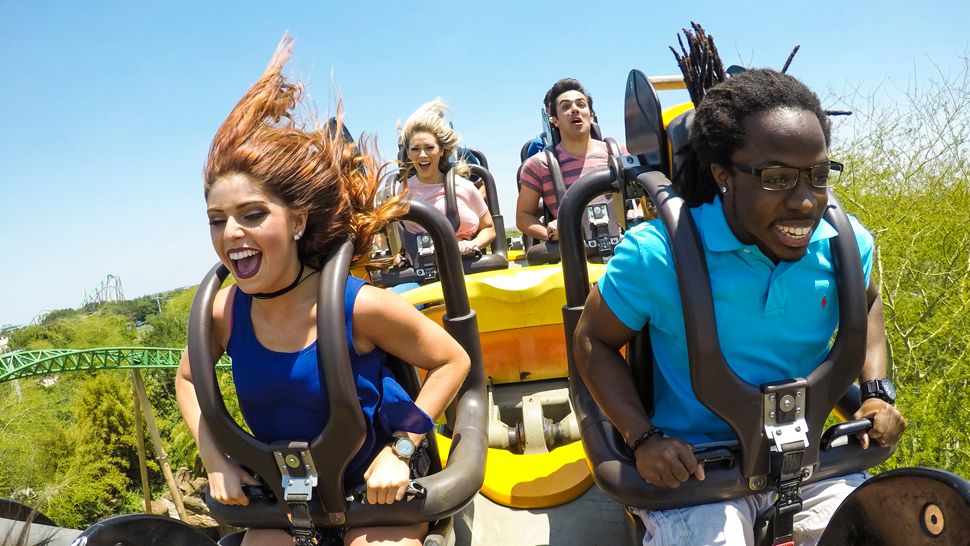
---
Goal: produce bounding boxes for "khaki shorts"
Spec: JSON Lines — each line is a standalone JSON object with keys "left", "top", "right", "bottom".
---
{"left": 630, "top": 472, "right": 867, "bottom": 546}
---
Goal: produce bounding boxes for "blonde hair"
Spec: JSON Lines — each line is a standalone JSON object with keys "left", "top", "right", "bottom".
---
{"left": 400, "top": 98, "right": 470, "bottom": 178}
{"left": 203, "top": 36, "right": 407, "bottom": 267}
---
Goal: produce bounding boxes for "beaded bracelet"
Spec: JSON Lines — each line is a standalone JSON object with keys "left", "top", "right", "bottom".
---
{"left": 631, "top": 427, "right": 665, "bottom": 453}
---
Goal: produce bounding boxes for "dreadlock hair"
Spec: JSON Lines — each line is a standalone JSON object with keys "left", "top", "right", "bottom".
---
{"left": 543, "top": 78, "right": 594, "bottom": 117}
{"left": 669, "top": 22, "right": 727, "bottom": 106}
{"left": 669, "top": 24, "right": 831, "bottom": 207}
{"left": 203, "top": 36, "right": 407, "bottom": 267}
{"left": 677, "top": 69, "right": 832, "bottom": 206}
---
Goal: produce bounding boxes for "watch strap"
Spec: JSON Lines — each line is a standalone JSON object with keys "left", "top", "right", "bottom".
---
{"left": 860, "top": 379, "right": 895, "bottom": 404}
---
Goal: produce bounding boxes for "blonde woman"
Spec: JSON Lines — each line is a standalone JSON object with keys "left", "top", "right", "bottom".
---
{"left": 400, "top": 99, "right": 495, "bottom": 256}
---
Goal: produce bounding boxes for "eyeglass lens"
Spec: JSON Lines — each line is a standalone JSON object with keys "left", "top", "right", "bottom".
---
{"left": 761, "top": 164, "right": 842, "bottom": 191}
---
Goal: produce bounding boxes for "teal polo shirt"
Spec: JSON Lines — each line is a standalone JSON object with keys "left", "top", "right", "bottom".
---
{"left": 598, "top": 196, "right": 873, "bottom": 444}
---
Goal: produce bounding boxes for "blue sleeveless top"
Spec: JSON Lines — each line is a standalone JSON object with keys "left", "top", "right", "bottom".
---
{"left": 227, "top": 274, "right": 434, "bottom": 486}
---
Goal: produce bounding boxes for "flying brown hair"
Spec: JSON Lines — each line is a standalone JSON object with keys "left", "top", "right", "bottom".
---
{"left": 203, "top": 36, "right": 407, "bottom": 267}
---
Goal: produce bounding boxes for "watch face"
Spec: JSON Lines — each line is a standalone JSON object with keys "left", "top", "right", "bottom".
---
{"left": 395, "top": 437, "right": 416, "bottom": 458}
{"left": 882, "top": 379, "right": 897, "bottom": 400}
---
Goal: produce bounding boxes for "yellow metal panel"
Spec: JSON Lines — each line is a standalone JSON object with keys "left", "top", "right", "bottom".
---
{"left": 404, "top": 264, "right": 607, "bottom": 333}
{"left": 662, "top": 102, "right": 694, "bottom": 126}
{"left": 436, "top": 434, "right": 593, "bottom": 509}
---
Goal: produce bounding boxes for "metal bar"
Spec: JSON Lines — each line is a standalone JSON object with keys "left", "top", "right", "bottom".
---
{"left": 131, "top": 368, "right": 188, "bottom": 521}
{"left": 648, "top": 74, "right": 687, "bottom": 91}
{"left": 130, "top": 369, "right": 152, "bottom": 513}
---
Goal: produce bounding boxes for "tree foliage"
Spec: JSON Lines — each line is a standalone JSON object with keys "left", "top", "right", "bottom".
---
{"left": 0, "top": 374, "right": 136, "bottom": 529}
{"left": 832, "top": 57, "right": 970, "bottom": 476}
{"left": 40, "top": 397, "right": 132, "bottom": 529}
{"left": 141, "top": 288, "right": 196, "bottom": 348}
{"left": 8, "top": 312, "right": 137, "bottom": 351}
{"left": 98, "top": 296, "right": 162, "bottom": 324}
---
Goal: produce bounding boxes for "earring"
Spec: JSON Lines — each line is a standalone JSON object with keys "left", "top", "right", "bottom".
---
{"left": 720, "top": 186, "right": 728, "bottom": 194}
{"left": 294, "top": 232, "right": 302, "bottom": 240}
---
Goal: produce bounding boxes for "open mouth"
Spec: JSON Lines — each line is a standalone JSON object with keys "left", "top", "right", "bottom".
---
{"left": 228, "top": 248, "right": 262, "bottom": 279}
{"left": 772, "top": 222, "right": 814, "bottom": 247}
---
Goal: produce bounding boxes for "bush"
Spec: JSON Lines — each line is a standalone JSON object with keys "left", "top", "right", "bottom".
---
{"left": 832, "top": 57, "right": 970, "bottom": 476}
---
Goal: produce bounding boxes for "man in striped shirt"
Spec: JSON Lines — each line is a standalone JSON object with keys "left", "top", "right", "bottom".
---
{"left": 516, "top": 78, "right": 611, "bottom": 243}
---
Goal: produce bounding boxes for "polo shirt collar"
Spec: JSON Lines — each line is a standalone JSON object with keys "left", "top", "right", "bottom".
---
{"left": 695, "top": 196, "right": 838, "bottom": 254}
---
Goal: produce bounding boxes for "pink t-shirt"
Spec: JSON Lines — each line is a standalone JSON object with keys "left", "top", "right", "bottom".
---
{"left": 405, "top": 175, "right": 488, "bottom": 239}
{"left": 519, "top": 140, "right": 610, "bottom": 219}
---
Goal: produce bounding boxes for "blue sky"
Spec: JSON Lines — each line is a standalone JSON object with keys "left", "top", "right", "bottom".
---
{"left": 1, "top": 1, "right": 967, "bottom": 328}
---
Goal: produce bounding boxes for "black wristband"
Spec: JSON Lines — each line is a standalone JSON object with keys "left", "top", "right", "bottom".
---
{"left": 631, "top": 427, "right": 665, "bottom": 452}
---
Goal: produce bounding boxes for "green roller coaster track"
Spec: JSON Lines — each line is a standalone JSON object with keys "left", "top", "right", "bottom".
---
{"left": 0, "top": 347, "right": 232, "bottom": 383}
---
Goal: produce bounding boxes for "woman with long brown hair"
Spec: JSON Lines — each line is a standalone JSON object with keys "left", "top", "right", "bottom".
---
{"left": 174, "top": 37, "right": 470, "bottom": 546}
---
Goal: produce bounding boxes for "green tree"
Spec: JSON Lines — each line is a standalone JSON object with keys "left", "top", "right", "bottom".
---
{"left": 833, "top": 58, "right": 970, "bottom": 477}
{"left": 0, "top": 373, "right": 135, "bottom": 528}
{"left": 100, "top": 296, "right": 162, "bottom": 324}
{"left": 8, "top": 311, "right": 137, "bottom": 351}
{"left": 141, "top": 288, "right": 196, "bottom": 348}
{"left": 7, "top": 324, "right": 56, "bottom": 350}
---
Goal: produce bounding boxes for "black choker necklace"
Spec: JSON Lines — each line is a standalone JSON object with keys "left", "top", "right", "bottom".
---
{"left": 253, "top": 262, "right": 308, "bottom": 299}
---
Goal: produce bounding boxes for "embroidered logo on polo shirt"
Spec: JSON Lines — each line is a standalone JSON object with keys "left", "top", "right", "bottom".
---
{"left": 821, "top": 295, "right": 827, "bottom": 309}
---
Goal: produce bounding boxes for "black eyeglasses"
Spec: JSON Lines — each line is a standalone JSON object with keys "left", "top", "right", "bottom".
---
{"left": 732, "top": 160, "right": 844, "bottom": 191}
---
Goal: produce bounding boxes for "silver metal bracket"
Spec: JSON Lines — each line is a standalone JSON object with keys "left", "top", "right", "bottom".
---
{"left": 762, "top": 381, "right": 809, "bottom": 453}
{"left": 619, "top": 154, "right": 642, "bottom": 169}
{"left": 273, "top": 447, "right": 319, "bottom": 502}
{"left": 417, "top": 234, "right": 434, "bottom": 257}
{"left": 587, "top": 203, "right": 611, "bottom": 227}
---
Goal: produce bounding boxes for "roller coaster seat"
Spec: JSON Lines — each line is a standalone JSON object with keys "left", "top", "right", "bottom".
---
{"left": 186, "top": 200, "right": 487, "bottom": 542}
{"left": 371, "top": 165, "right": 509, "bottom": 289}
{"left": 378, "top": 223, "right": 510, "bottom": 286}
{"left": 556, "top": 126, "right": 894, "bottom": 545}
{"left": 817, "top": 466, "right": 970, "bottom": 546}
{"left": 521, "top": 135, "right": 544, "bottom": 162}
{"left": 664, "top": 108, "right": 694, "bottom": 184}
{"left": 516, "top": 138, "right": 628, "bottom": 266}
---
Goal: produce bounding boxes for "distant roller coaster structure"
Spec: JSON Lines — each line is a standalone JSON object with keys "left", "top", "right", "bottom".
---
{"left": 82, "top": 274, "right": 125, "bottom": 307}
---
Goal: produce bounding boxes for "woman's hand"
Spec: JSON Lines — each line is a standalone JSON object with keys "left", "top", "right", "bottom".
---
{"left": 363, "top": 446, "right": 411, "bottom": 504}
{"left": 457, "top": 240, "right": 480, "bottom": 256}
{"left": 207, "top": 460, "right": 260, "bottom": 506}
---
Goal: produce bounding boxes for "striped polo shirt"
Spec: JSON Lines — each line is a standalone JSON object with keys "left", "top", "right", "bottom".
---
{"left": 519, "top": 140, "right": 610, "bottom": 218}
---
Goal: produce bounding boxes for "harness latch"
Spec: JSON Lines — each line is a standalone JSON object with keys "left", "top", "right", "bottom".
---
{"left": 762, "top": 380, "right": 809, "bottom": 455}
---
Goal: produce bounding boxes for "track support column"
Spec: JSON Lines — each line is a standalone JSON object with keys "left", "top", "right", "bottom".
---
{"left": 131, "top": 369, "right": 188, "bottom": 521}
{"left": 129, "top": 370, "right": 152, "bottom": 513}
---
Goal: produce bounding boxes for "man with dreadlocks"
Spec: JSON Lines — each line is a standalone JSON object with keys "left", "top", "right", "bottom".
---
{"left": 575, "top": 24, "right": 906, "bottom": 545}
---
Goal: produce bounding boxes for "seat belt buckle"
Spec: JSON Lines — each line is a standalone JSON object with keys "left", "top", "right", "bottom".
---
{"left": 290, "top": 525, "right": 321, "bottom": 545}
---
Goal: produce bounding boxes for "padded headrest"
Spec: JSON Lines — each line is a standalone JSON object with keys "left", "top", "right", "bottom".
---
{"left": 666, "top": 110, "right": 694, "bottom": 182}
{"left": 521, "top": 138, "right": 541, "bottom": 162}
